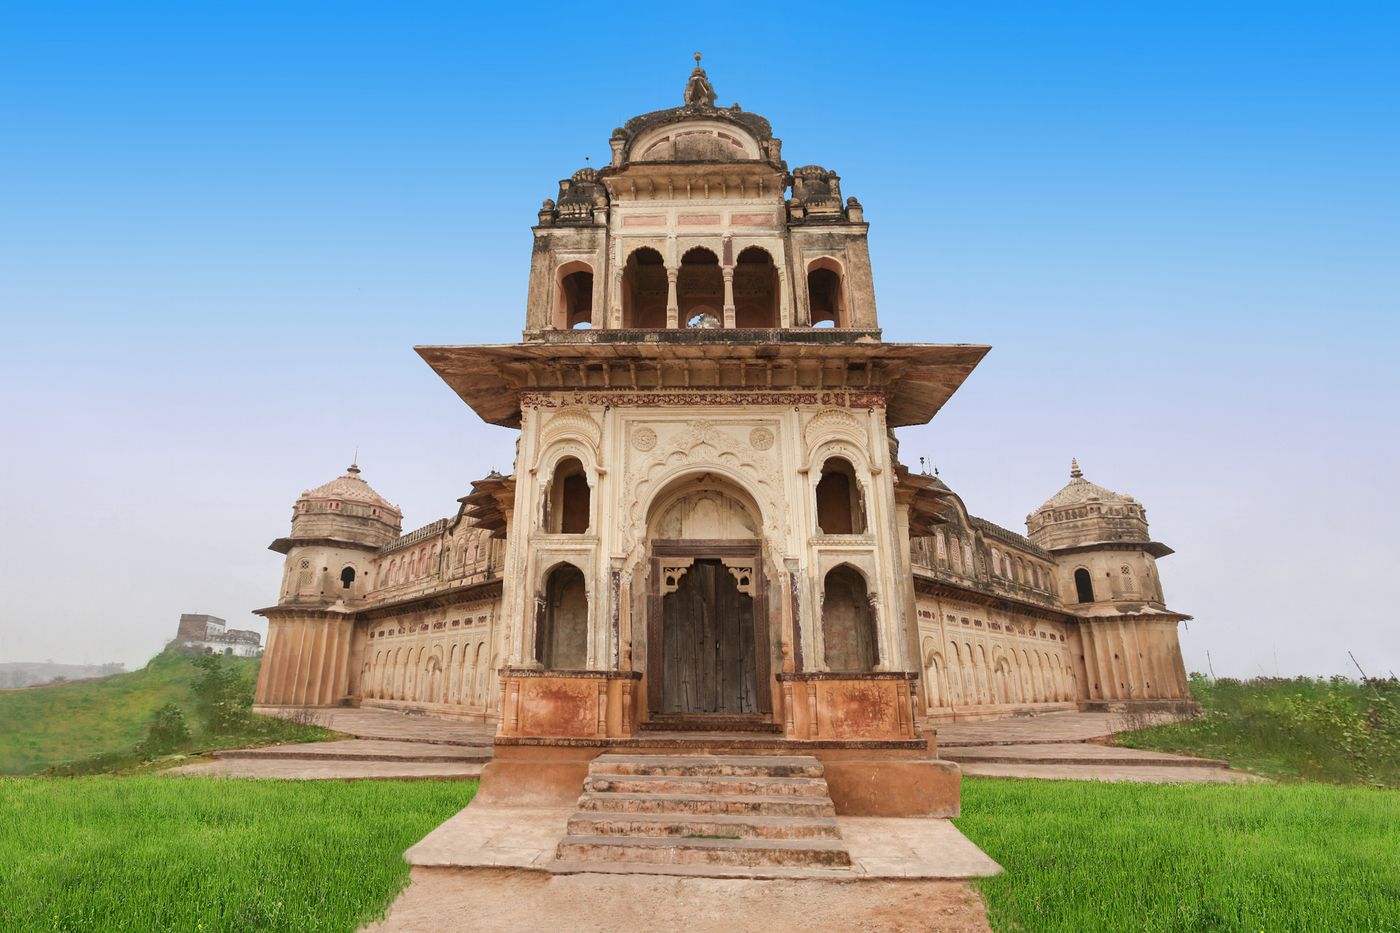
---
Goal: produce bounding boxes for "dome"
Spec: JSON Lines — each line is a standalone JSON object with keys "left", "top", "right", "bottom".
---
{"left": 1027, "top": 459, "right": 1151, "bottom": 551}
{"left": 1036, "top": 458, "right": 1139, "bottom": 512}
{"left": 300, "top": 463, "right": 400, "bottom": 517}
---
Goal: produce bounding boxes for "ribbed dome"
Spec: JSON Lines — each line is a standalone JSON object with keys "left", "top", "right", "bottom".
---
{"left": 1036, "top": 458, "right": 1138, "bottom": 512}
{"left": 300, "top": 464, "right": 400, "bottom": 516}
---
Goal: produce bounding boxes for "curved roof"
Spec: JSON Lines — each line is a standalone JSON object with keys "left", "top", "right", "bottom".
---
{"left": 1041, "top": 456, "right": 1136, "bottom": 509}
{"left": 1036, "top": 459, "right": 1138, "bottom": 511}
{"left": 613, "top": 54, "right": 777, "bottom": 163}
{"left": 301, "top": 464, "right": 400, "bottom": 515}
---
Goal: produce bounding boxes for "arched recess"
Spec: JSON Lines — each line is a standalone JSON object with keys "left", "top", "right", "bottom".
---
{"left": 622, "top": 247, "right": 666, "bottom": 329}
{"left": 543, "top": 456, "right": 590, "bottom": 534}
{"left": 815, "top": 457, "right": 867, "bottom": 534}
{"left": 537, "top": 563, "right": 588, "bottom": 670}
{"left": 553, "top": 261, "right": 594, "bottom": 330}
{"left": 734, "top": 246, "right": 778, "bottom": 328}
{"left": 806, "top": 257, "right": 846, "bottom": 327}
{"left": 677, "top": 247, "right": 722, "bottom": 323}
{"left": 922, "top": 638, "right": 945, "bottom": 709}
{"left": 339, "top": 566, "right": 356, "bottom": 590}
{"left": 1074, "top": 567, "right": 1095, "bottom": 603}
{"left": 821, "top": 564, "right": 877, "bottom": 672}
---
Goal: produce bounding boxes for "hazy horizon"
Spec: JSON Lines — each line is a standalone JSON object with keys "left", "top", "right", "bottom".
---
{"left": 2, "top": 2, "right": 1396, "bottom": 678}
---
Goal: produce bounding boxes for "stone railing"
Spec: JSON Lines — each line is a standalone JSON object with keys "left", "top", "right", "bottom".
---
{"left": 775, "top": 671, "right": 921, "bottom": 741}
{"left": 496, "top": 669, "right": 643, "bottom": 739}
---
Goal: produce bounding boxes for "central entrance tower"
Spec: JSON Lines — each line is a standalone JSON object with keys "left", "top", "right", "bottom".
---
{"left": 419, "top": 58, "right": 986, "bottom": 814}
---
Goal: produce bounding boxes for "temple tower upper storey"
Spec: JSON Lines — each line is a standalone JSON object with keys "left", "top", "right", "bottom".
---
{"left": 524, "top": 55, "right": 877, "bottom": 336}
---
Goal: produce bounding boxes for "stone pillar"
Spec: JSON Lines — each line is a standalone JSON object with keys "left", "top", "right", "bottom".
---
{"left": 722, "top": 267, "right": 736, "bottom": 328}
{"left": 665, "top": 267, "right": 679, "bottom": 328}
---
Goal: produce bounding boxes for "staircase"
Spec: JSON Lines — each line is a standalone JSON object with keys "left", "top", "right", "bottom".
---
{"left": 553, "top": 753, "right": 853, "bottom": 878}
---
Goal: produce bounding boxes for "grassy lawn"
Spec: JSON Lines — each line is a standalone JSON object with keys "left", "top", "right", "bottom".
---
{"left": 0, "top": 652, "right": 332, "bottom": 775}
{"left": 1116, "top": 674, "right": 1400, "bottom": 787}
{"left": 957, "top": 777, "right": 1400, "bottom": 932}
{"left": 0, "top": 776, "right": 476, "bottom": 932}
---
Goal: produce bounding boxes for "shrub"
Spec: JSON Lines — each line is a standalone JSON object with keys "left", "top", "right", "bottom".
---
{"left": 142, "top": 703, "right": 191, "bottom": 756}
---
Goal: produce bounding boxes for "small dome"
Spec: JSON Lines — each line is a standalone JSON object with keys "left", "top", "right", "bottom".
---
{"left": 300, "top": 463, "right": 400, "bottom": 517}
{"left": 1036, "top": 458, "right": 1138, "bottom": 512}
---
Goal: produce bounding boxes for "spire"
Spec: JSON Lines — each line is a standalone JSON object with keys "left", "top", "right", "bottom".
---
{"left": 1070, "top": 458, "right": 1082, "bottom": 479}
{"left": 347, "top": 462, "right": 361, "bottom": 477}
{"left": 683, "top": 52, "right": 717, "bottom": 108}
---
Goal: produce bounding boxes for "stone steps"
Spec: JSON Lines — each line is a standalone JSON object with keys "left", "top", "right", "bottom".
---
{"left": 554, "top": 753, "right": 852, "bottom": 876}
{"left": 557, "top": 834, "right": 851, "bottom": 868}
{"left": 566, "top": 811, "right": 841, "bottom": 840}
{"left": 584, "top": 773, "right": 832, "bottom": 797}
{"left": 577, "top": 790, "right": 836, "bottom": 818}
{"left": 590, "top": 754, "right": 825, "bottom": 778}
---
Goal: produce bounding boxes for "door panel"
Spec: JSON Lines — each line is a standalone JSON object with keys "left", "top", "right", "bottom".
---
{"left": 661, "top": 559, "right": 756, "bottom": 714}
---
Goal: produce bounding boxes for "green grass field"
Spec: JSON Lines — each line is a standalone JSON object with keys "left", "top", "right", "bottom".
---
{"left": 1117, "top": 674, "right": 1400, "bottom": 787}
{"left": 3, "top": 774, "right": 1395, "bottom": 932}
{"left": 956, "top": 778, "right": 1400, "bottom": 932}
{"left": 0, "top": 651, "right": 330, "bottom": 775}
{"left": 0, "top": 776, "right": 476, "bottom": 932}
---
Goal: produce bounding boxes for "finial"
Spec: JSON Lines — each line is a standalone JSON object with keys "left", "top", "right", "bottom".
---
{"left": 1070, "top": 457, "right": 1082, "bottom": 479}
{"left": 695, "top": 51, "right": 702, "bottom": 65}
{"left": 347, "top": 449, "right": 361, "bottom": 475}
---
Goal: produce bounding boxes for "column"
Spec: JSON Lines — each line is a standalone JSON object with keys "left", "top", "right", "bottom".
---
{"left": 722, "top": 267, "right": 736, "bottom": 328}
{"left": 665, "top": 267, "right": 679, "bottom": 328}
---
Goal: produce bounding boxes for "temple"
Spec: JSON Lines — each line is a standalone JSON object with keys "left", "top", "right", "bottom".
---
{"left": 253, "top": 58, "right": 1193, "bottom": 815}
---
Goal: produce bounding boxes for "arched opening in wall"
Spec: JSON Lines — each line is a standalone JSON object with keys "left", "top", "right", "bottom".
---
{"left": 807, "top": 258, "right": 846, "bottom": 327}
{"left": 622, "top": 247, "right": 666, "bottom": 328}
{"left": 1074, "top": 568, "right": 1095, "bottom": 603}
{"left": 544, "top": 457, "right": 590, "bottom": 534}
{"left": 553, "top": 263, "right": 594, "bottom": 330}
{"left": 815, "top": 457, "right": 866, "bottom": 534}
{"left": 537, "top": 564, "right": 588, "bottom": 670}
{"left": 677, "top": 247, "right": 722, "bottom": 323}
{"left": 821, "top": 565, "right": 877, "bottom": 672}
{"left": 734, "top": 246, "right": 778, "bottom": 328}
{"left": 340, "top": 566, "right": 356, "bottom": 589}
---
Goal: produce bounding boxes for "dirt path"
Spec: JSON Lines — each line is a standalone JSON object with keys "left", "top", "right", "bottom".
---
{"left": 365, "top": 868, "right": 991, "bottom": 933}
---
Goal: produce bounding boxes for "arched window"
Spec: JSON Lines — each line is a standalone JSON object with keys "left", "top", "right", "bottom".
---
{"left": 621, "top": 247, "right": 666, "bottom": 328}
{"left": 544, "top": 457, "right": 590, "bottom": 534}
{"left": 821, "top": 566, "right": 876, "bottom": 672}
{"left": 677, "top": 247, "right": 721, "bottom": 324}
{"left": 340, "top": 566, "right": 356, "bottom": 589}
{"left": 537, "top": 564, "right": 587, "bottom": 670}
{"left": 815, "top": 457, "right": 866, "bottom": 534}
{"left": 807, "top": 258, "right": 846, "bottom": 327}
{"left": 553, "top": 263, "right": 594, "bottom": 330}
{"left": 734, "top": 246, "right": 778, "bottom": 328}
{"left": 1074, "top": 568, "right": 1095, "bottom": 603}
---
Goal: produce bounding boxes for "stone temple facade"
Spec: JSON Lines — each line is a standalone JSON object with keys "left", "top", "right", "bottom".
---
{"left": 254, "top": 60, "right": 1192, "bottom": 808}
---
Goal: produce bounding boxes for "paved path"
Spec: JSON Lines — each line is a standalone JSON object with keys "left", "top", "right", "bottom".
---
{"left": 258, "top": 706, "right": 496, "bottom": 746}
{"left": 365, "top": 870, "right": 991, "bottom": 933}
{"left": 933, "top": 710, "right": 1258, "bottom": 784}
{"left": 406, "top": 802, "right": 1001, "bottom": 881}
{"left": 167, "top": 730, "right": 492, "bottom": 781}
{"left": 936, "top": 711, "right": 1130, "bottom": 747}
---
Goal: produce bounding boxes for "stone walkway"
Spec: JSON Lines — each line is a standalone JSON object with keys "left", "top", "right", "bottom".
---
{"left": 166, "top": 707, "right": 498, "bottom": 780}
{"left": 258, "top": 706, "right": 497, "bottom": 746}
{"left": 364, "top": 870, "right": 992, "bottom": 933}
{"left": 933, "top": 710, "right": 1260, "bottom": 783}
{"left": 406, "top": 802, "right": 1001, "bottom": 881}
{"left": 170, "top": 737, "right": 490, "bottom": 780}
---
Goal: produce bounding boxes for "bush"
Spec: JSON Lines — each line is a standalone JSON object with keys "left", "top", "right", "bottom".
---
{"left": 191, "top": 654, "right": 254, "bottom": 733}
{"left": 142, "top": 703, "right": 191, "bottom": 756}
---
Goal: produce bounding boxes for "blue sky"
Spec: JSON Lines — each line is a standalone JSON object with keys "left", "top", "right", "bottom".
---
{"left": 1, "top": 2, "right": 1396, "bottom": 677}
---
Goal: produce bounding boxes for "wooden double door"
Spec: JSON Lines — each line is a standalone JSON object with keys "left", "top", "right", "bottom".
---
{"left": 647, "top": 542, "right": 772, "bottom": 718}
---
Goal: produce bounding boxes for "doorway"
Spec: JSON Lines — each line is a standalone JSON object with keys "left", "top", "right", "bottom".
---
{"left": 646, "top": 543, "right": 771, "bottom": 718}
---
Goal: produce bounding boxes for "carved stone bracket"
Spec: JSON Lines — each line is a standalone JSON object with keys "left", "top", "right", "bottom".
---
{"left": 720, "top": 557, "right": 757, "bottom": 596}
{"left": 659, "top": 559, "right": 695, "bottom": 595}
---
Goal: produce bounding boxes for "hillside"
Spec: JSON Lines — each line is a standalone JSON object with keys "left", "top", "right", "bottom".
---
{"left": 0, "top": 651, "right": 268, "bottom": 775}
